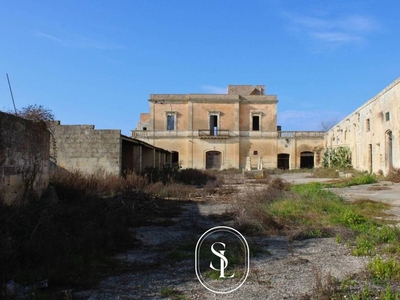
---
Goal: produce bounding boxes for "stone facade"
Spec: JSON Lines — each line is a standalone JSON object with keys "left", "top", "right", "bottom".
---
{"left": 133, "top": 85, "right": 325, "bottom": 170}
{"left": 0, "top": 112, "right": 50, "bottom": 204}
{"left": 52, "top": 122, "right": 170, "bottom": 175}
{"left": 326, "top": 78, "right": 400, "bottom": 175}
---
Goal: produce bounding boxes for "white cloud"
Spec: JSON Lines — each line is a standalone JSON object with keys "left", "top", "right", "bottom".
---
{"left": 284, "top": 12, "right": 379, "bottom": 47}
{"left": 201, "top": 85, "right": 227, "bottom": 94}
{"left": 35, "top": 31, "right": 124, "bottom": 50}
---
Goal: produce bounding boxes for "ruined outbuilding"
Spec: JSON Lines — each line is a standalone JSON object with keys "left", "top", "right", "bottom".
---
{"left": 51, "top": 122, "right": 171, "bottom": 175}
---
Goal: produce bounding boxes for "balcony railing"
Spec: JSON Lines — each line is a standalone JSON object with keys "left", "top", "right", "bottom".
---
{"left": 198, "top": 129, "right": 231, "bottom": 139}
{"left": 131, "top": 130, "right": 325, "bottom": 139}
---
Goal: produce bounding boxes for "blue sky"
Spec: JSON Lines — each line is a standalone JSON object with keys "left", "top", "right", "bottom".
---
{"left": 1, "top": 0, "right": 400, "bottom": 135}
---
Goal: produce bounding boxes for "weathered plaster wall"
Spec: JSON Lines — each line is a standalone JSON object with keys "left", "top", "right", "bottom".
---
{"left": 326, "top": 78, "right": 400, "bottom": 175}
{"left": 0, "top": 112, "right": 50, "bottom": 204}
{"left": 134, "top": 85, "right": 323, "bottom": 170}
{"left": 53, "top": 123, "right": 121, "bottom": 174}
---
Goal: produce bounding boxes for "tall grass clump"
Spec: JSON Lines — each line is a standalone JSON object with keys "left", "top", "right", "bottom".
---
{"left": 51, "top": 169, "right": 148, "bottom": 200}
{"left": 386, "top": 168, "right": 400, "bottom": 183}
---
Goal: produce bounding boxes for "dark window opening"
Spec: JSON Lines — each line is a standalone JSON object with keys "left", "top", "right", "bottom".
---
{"left": 386, "top": 112, "right": 390, "bottom": 121}
{"left": 253, "top": 150, "right": 258, "bottom": 155}
{"left": 143, "top": 127, "right": 147, "bottom": 131}
{"left": 252, "top": 116, "right": 260, "bottom": 131}
{"left": 210, "top": 115, "right": 218, "bottom": 136}
{"left": 366, "top": 119, "right": 370, "bottom": 132}
{"left": 167, "top": 115, "right": 175, "bottom": 130}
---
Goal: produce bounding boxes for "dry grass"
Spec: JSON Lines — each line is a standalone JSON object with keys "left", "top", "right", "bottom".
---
{"left": 145, "top": 182, "right": 197, "bottom": 199}
{"left": 367, "top": 186, "right": 391, "bottom": 191}
{"left": 385, "top": 168, "right": 400, "bottom": 183}
{"left": 0, "top": 169, "right": 189, "bottom": 295}
{"left": 233, "top": 177, "right": 290, "bottom": 233}
{"left": 311, "top": 168, "right": 340, "bottom": 178}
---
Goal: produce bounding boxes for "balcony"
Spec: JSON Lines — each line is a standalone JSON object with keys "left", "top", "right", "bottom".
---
{"left": 131, "top": 129, "right": 325, "bottom": 139}
{"left": 198, "top": 129, "right": 231, "bottom": 139}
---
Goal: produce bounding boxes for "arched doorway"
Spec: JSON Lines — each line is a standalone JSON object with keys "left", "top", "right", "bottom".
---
{"left": 300, "top": 151, "right": 314, "bottom": 168}
{"left": 206, "top": 151, "right": 221, "bottom": 169}
{"left": 386, "top": 130, "right": 393, "bottom": 173}
{"left": 277, "top": 153, "right": 290, "bottom": 170}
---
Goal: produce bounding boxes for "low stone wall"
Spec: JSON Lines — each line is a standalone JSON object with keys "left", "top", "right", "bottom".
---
{"left": 52, "top": 123, "right": 122, "bottom": 174}
{"left": 0, "top": 112, "right": 50, "bottom": 204}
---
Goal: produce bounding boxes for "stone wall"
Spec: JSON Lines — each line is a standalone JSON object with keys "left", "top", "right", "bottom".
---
{"left": 52, "top": 123, "right": 122, "bottom": 174}
{"left": 0, "top": 112, "right": 50, "bottom": 204}
{"left": 326, "top": 77, "right": 400, "bottom": 175}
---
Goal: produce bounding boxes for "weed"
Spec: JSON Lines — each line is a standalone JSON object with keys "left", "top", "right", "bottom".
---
{"left": 161, "top": 286, "right": 186, "bottom": 299}
{"left": 352, "top": 235, "right": 376, "bottom": 256}
{"left": 380, "top": 284, "right": 400, "bottom": 299}
{"left": 368, "top": 256, "right": 400, "bottom": 281}
{"left": 322, "top": 173, "right": 377, "bottom": 188}
{"left": 335, "top": 234, "right": 341, "bottom": 244}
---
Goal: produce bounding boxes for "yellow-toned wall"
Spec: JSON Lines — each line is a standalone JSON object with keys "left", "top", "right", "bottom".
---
{"left": 152, "top": 102, "right": 188, "bottom": 131}
{"left": 135, "top": 90, "right": 325, "bottom": 170}
{"left": 192, "top": 103, "right": 237, "bottom": 130}
{"left": 150, "top": 137, "right": 240, "bottom": 169}
{"left": 239, "top": 103, "right": 277, "bottom": 131}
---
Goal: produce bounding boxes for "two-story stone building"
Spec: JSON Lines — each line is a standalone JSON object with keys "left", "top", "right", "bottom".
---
{"left": 132, "top": 85, "right": 325, "bottom": 170}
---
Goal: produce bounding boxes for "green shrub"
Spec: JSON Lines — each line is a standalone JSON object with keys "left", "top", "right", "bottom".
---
{"left": 368, "top": 256, "right": 400, "bottom": 281}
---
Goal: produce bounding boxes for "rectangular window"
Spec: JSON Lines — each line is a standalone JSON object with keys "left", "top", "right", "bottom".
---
{"left": 366, "top": 119, "right": 370, "bottom": 132}
{"left": 167, "top": 114, "right": 175, "bottom": 130}
{"left": 210, "top": 115, "right": 218, "bottom": 136}
{"left": 252, "top": 116, "right": 260, "bottom": 131}
{"left": 253, "top": 150, "right": 258, "bottom": 155}
{"left": 385, "top": 112, "right": 390, "bottom": 121}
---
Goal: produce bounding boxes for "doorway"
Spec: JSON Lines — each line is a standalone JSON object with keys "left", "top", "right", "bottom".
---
{"left": 277, "top": 153, "right": 290, "bottom": 170}
{"left": 206, "top": 151, "right": 221, "bottom": 169}
{"left": 300, "top": 151, "right": 314, "bottom": 168}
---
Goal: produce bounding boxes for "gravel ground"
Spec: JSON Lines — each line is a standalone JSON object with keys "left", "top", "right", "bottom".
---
{"left": 76, "top": 198, "right": 369, "bottom": 299}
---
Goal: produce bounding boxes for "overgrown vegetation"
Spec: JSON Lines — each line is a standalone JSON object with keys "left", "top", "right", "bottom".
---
{"left": 234, "top": 178, "right": 400, "bottom": 297}
{"left": 0, "top": 168, "right": 194, "bottom": 297}
{"left": 142, "top": 165, "right": 218, "bottom": 186}
{"left": 323, "top": 146, "right": 352, "bottom": 169}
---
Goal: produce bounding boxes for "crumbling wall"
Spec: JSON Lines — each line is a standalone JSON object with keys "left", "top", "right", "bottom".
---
{"left": 0, "top": 112, "right": 50, "bottom": 204}
{"left": 52, "top": 123, "right": 121, "bottom": 174}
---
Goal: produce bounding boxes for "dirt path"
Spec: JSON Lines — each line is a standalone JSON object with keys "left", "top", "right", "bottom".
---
{"left": 76, "top": 186, "right": 369, "bottom": 299}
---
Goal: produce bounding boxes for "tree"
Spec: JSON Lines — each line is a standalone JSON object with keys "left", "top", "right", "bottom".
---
{"left": 13, "top": 104, "right": 58, "bottom": 165}
{"left": 16, "top": 104, "right": 54, "bottom": 123}
{"left": 320, "top": 117, "right": 339, "bottom": 132}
